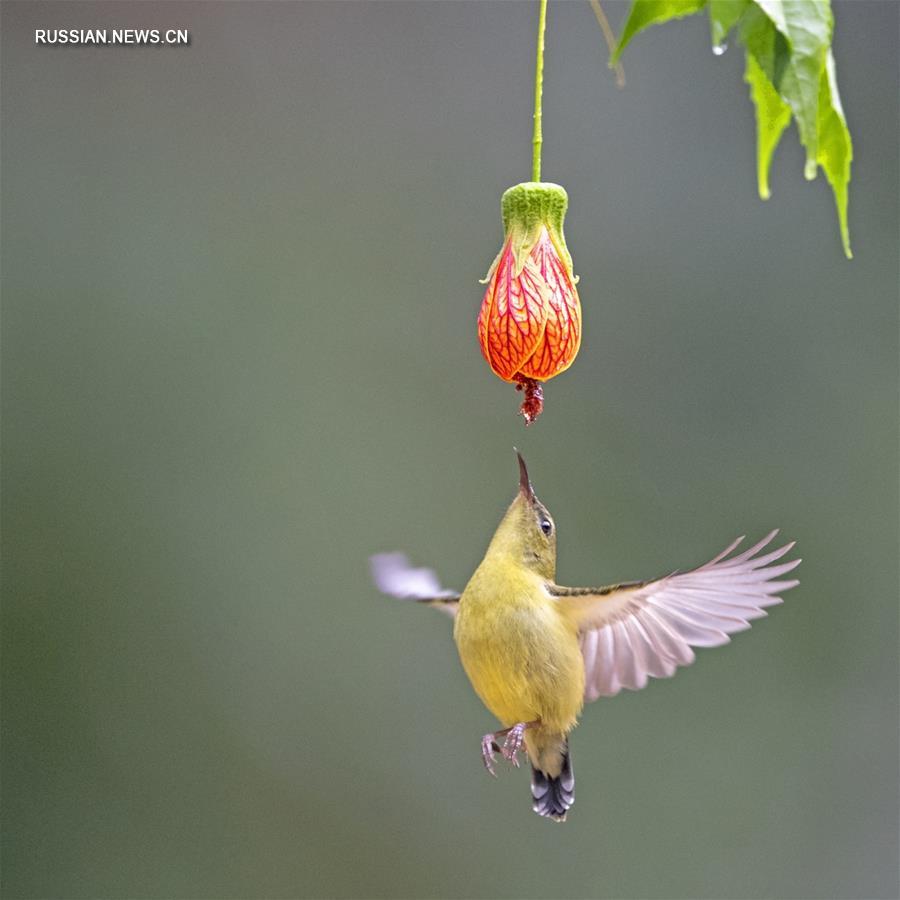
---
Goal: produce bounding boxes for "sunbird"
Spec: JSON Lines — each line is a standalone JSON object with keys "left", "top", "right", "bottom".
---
{"left": 371, "top": 452, "right": 800, "bottom": 821}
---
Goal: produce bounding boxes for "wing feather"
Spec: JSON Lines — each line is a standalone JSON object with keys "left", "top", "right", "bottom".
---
{"left": 369, "top": 553, "right": 460, "bottom": 619}
{"left": 555, "top": 533, "right": 800, "bottom": 701}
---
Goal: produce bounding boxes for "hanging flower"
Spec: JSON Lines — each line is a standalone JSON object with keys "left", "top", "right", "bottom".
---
{"left": 477, "top": 182, "right": 581, "bottom": 424}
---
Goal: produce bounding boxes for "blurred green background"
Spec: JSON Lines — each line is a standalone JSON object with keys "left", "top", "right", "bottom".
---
{"left": 2, "top": 2, "right": 897, "bottom": 898}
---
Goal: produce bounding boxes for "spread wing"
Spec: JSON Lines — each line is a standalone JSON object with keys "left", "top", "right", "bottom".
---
{"left": 369, "top": 553, "right": 460, "bottom": 619}
{"left": 551, "top": 531, "right": 800, "bottom": 701}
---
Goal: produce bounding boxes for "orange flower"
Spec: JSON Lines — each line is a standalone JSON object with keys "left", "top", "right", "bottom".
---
{"left": 477, "top": 183, "right": 581, "bottom": 424}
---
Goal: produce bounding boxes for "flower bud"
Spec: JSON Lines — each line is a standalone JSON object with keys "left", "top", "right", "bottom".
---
{"left": 477, "top": 182, "right": 581, "bottom": 424}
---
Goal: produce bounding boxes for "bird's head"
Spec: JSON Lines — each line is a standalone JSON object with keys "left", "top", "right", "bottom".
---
{"left": 486, "top": 450, "right": 557, "bottom": 580}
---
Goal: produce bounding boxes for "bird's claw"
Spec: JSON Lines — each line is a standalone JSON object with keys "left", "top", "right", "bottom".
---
{"left": 483, "top": 721, "right": 533, "bottom": 774}
{"left": 500, "top": 722, "right": 527, "bottom": 767}
{"left": 481, "top": 733, "right": 499, "bottom": 777}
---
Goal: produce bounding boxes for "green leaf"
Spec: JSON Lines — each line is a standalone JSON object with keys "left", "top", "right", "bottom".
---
{"left": 612, "top": 0, "right": 708, "bottom": 64}
{"left": 744, "top": 52, "right": 791, "bottom": 200}
{"left": 753, "top": 0, "right": 788, "bottom": 34}
{"left": 740, "top": 1, "right": 852, "bottom": 256}
{"left": 708, "top": 0, "right": 750, "bottom": 49}
{"left": 738, "top": 3, "right": 790, "bottom": 86}
{"left": 816, "top": 50, "right": 853, "bottom": 257}
{"left": 612, "top": 0, "right": 853, "bottom": 257}
{"left": 756, "top": 0, "right": 833, "bottom": 177}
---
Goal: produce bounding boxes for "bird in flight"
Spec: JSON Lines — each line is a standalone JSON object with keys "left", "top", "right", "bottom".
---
{"left": 370, "top": 452, "right": 800, "bottom": 822}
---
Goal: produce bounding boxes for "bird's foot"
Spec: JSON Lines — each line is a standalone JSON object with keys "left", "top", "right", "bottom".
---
{"left": 481, "top": 720, "right": 539, "bottom": 774}
{"left": 481, "top": 733, "right": 501, "bottom": 777}
{"left": 500, "top": 721, "right": 529, "bottom": 767}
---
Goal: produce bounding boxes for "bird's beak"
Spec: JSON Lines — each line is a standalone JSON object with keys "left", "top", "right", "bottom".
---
{"left": 514, "top": 448, "right": 534, "bottom": 502}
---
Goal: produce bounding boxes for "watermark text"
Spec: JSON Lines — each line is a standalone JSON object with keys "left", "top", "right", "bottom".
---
{"left": 35, "top": 29, "right": 190, "bottom": 46}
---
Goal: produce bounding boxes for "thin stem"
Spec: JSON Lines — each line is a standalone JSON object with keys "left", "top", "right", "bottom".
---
{"left": 589, "top": 0, "right": 625, "bottom": 88}
{"left": 532, "top": 0, "right": 548, "bottom": 183}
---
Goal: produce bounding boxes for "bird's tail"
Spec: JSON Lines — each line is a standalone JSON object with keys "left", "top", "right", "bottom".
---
{"left": 530, "top": 738, "right": 574, "bottom": 822}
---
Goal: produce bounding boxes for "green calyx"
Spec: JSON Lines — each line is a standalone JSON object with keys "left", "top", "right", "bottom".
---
{"left": 500, "top": 182, "right": 573, "bottom": 274}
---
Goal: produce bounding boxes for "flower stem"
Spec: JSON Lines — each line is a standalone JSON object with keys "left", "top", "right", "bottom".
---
{"left": 532, "top": 0, "right": 548, "bottom": 183}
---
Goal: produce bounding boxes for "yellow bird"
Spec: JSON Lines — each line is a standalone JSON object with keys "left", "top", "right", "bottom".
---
{"left": 371, "top": 452, "right": 800, "bottom": 821}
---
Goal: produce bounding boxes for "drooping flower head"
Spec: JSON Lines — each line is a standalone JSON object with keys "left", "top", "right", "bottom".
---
{"left": 477, "top": 182, "right": 581, "bottom": 424}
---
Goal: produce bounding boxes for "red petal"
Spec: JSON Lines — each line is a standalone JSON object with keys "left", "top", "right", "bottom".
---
{"left": 518, "top": 231, "right": 581, "bottom": 380}
{"left": 477, "top": 237, "right": 549, "bottom": 382}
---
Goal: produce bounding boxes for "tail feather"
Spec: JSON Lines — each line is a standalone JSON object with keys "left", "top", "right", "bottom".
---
{"left": 530, "top": 741, "right": 574, "bottom": 822}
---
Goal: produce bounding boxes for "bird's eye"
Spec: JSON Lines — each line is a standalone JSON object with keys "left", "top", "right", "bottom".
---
{"left": 540, "top": 519, "right": 553, "bottom": 536}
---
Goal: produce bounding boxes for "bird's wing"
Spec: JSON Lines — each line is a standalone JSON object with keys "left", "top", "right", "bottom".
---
{"left": 369, "top": 553, "right": 460, "bottom": 619}
{"left": 550, "top": 531, "right": 800, "bottom": 701}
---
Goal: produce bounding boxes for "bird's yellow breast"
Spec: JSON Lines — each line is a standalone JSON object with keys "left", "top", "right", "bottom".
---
{"left": 453, "top": 563, "right": 584, "bottom": 732}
